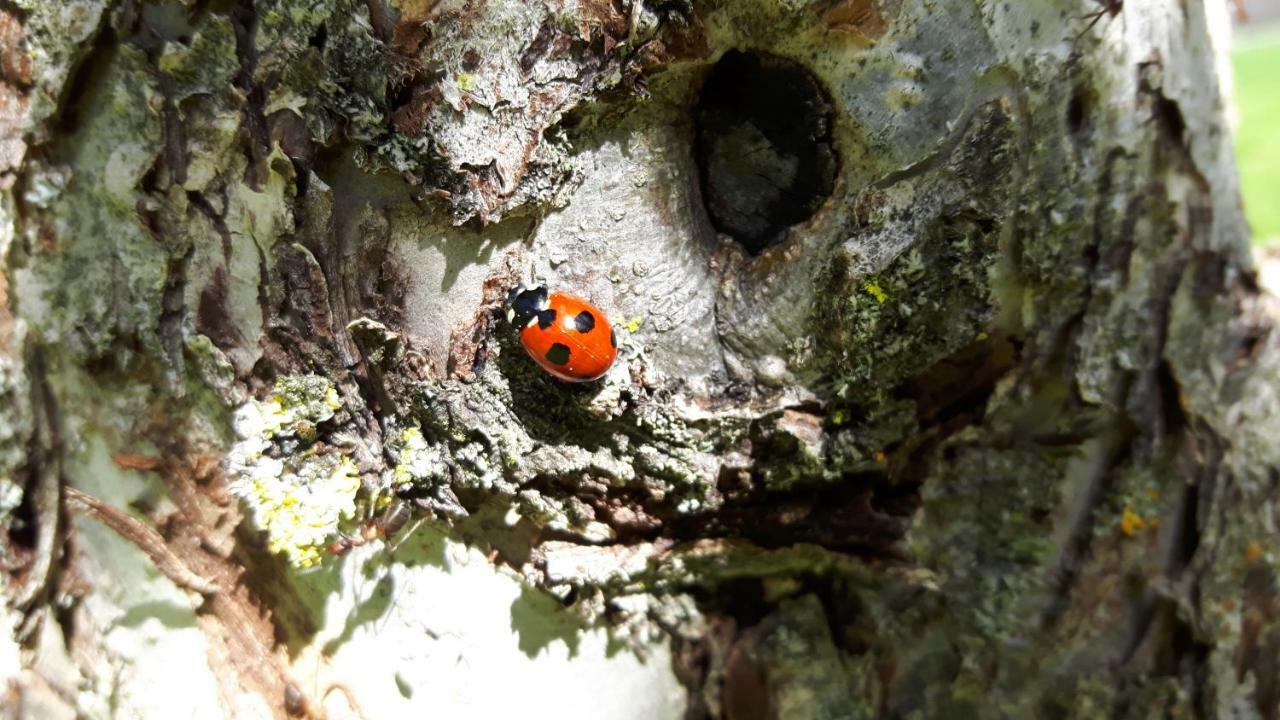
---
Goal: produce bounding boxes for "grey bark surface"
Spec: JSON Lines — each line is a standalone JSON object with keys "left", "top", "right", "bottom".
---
{"left": 0, "top": 0, "right": 1272, "bottom": 718}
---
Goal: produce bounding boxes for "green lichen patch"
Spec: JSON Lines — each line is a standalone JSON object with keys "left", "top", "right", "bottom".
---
{"left": 251, "top": 0, "right": 460, "bottom": 192}
{"left": 0, "top": 321, "right": 28, "bottom": 486}
{"left": 17, "top": 0, "right": 113, "bottom": 134}
{"left": 158, "top": 15, "right": 239, "bottom": 103}
{"left": 814, "top": 206, "right": 1002, "bottom": 405}
{"left": 18, "top": 43, "right": 165, "bottom": 360}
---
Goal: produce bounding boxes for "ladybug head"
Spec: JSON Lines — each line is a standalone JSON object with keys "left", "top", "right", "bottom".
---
{"left": 506, "top": 285, "right": 548, "bottom": 326}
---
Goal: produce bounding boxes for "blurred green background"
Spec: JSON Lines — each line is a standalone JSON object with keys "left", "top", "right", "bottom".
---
{"left": 1234, "top": 13, "right": 1280, "bottom": 245}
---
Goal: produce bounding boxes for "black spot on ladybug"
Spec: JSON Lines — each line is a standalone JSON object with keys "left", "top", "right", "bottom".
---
{"left": 610, "top": 328, "right": 617, "bottom": 348}
{"left": 545, "top": 343, "right": 571, "bottom": 366}
{"left": 537, "top": 309, "right": 557, "bottom": 329}
{"left": 574, "top": 311, "right": 595, "bottom": 334}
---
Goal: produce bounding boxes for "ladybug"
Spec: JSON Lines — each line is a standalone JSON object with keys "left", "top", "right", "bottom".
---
{"left": 507, "top": 285, "right": 617, "bottom": 382}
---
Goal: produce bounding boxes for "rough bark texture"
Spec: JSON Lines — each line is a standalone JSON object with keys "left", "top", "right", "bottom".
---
{"left": 0, "top": 0, "right": 1270, "bottom": 718}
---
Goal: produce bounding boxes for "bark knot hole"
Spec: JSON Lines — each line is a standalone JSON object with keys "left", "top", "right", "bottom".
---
{"left": 694, "top": 50, "right": 837, "bottom": 255}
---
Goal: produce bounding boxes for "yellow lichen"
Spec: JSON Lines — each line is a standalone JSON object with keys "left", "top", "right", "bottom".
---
{"left": 231, "top": 453, "right": 360, "bottom": 568}
{"left": 1245, "top": 540, "right": 1264, "bottom": 564}
{"left": 862, "top": 279, "right": 887, "bottom": 304}
{"left": 258, "top": 397, "right": 289, "bottom": 437}
{"left": 1120, "top": 506, "right": 1147, "bottom": 537}
{"left": 226, "top": 375, "right": 359, "bottom": 568}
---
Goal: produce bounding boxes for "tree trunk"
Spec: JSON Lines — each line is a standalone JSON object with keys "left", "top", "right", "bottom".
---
{"left": 0, "top": 0, "right": 1269, "bottom": 718}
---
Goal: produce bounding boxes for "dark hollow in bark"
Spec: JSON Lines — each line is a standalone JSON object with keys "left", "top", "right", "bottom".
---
{"left": 694, "top": 50, "right": 837, "bottom": 254}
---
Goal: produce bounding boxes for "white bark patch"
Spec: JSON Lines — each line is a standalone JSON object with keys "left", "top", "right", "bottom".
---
{"left": 295, "top": 533, "right": 685, "bottom": 719}
{"left": 393, "top": 213, "right": 529, "bottom": 376}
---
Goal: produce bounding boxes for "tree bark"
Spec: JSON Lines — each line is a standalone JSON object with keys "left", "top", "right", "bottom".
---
{"left": 0, "top": 0, "right": 1269, "bottom": 718}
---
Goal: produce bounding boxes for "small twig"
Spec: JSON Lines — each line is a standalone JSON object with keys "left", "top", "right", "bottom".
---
{"left": 62, "top": 486, "right": 219, "bottom": 596}
{"left": 321, "top": 682, "right": 366, "bottom": 720}
{"left": 1074, "top": 0, "right": 1122, "bottom": 42}
{"left": 110, "top": 453, "right": 162, "bottom": 471}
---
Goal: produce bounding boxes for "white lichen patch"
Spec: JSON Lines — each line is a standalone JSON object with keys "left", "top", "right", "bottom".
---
{"left": 515, "top": 490, "right": 617, "bottom": 544}
{"left": 226, "top": 375, "right": 357, "bottom": 568}
{"left": 229, "top": 452, "right": 359, "bottom": 568}
{"left": 245, "top": 374, "right": 340, "bottom": 440}
{"left": 540, "top": 541, "right": 658, "bottom": 586}
{"left": 0, "top": 478, "right": 21, "bottom": 516}
{"left": 390, "top": 426, "right": 448, "bottom": 489}
{"left": 0, "top": 334, "right": 30, "bottom": 485}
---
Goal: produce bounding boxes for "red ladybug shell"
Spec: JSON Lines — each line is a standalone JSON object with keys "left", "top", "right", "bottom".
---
{"left": 516, "top": 290, "right": 617, "bottom": 382}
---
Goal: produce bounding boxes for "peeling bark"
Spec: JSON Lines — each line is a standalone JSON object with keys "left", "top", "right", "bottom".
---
{"left": 0, "top": 0, "right": 1271, "bottom": 718}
